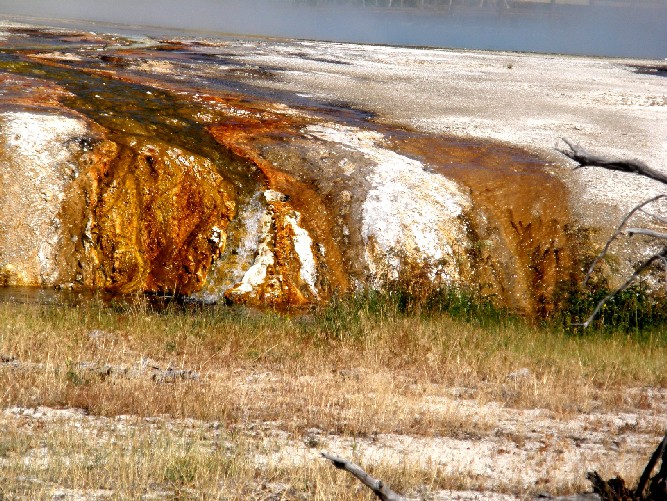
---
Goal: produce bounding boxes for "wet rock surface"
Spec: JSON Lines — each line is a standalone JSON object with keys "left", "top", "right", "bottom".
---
{"left": 2, "top": 23, "right": 661, "bottom": 313}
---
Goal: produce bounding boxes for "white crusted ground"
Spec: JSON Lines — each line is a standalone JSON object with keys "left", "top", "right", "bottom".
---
{"left": 2, "top": 384, "right": 666, "bottom": 499}
{"left": 0, "top": 111, "right": 87, "bottom": 285}
{"left": 285, "top": 211, "right": 318, "bottom": 296}
{"left": 229, "top": 207, "right": 275, "bottom": 297}
{"left": 307, "top": 123, "right": 472, "bottom": 285}
{"left": 223, "top": 38, "right": 667, "bottom": 231}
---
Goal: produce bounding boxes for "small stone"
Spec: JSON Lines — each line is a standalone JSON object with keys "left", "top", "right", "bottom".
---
{"left": 507, "top": 368, "right": 532, "bottom": 380}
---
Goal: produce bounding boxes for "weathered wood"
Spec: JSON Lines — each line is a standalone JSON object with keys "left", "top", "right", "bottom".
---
{"left": 587, "top": 471, "right": 634, "bottom": 500}
{"left": 321, "top": 452, "right": 407, "bottom": 501}
{"left": 635, "top": 434, "right": 667, "bottom": 498}
{"left": 626, "top": 228, "right": 667, "bottom": 240}
{"left": 580, "top": 434, "right": 667, "bottom": 500}
{"left": 557, "top": 139, "right": 667, "bottom": 328}
{"left": 574, "top": 249, "right": 667, "bottom": 329}
{"left": 647, "top": 434, "right": 667, "bottom": 500}
{"left": 639, "top": 209, "right": 667, "bottom": 226}
{"left": 558, "top": 138, "right": 667, "bottom": 185}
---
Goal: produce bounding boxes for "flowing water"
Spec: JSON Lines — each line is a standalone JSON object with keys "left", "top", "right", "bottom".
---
{"left": 0, "top": 26, "right": 583, "bottom": 314}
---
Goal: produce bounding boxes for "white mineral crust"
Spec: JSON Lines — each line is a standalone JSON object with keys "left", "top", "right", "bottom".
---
{"left": 0, "top": 111, "right": 88, "bottom": 285}
{"left": 307, "top": 123, "right": 471, "bottom": 285}
{"left": 285, "top": 211, "right": 318, "bottom": 296}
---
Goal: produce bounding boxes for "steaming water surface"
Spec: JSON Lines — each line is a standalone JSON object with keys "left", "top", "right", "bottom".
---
{"left": 1, "top": 0, "right": 666, "bottom": 58}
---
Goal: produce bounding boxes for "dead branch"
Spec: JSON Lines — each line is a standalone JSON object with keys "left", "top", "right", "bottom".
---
{"left": 557, "top": 138, "right": 667, "bottom": 185}
{"left": 556, "top": 141, "right": 667, "bottom": 327}
{"left": 635, "top": 434, "right": 666, "bottom": 498}
{"left": 626, "top": 228, "right": 667, "bottom": 240}
{"left": 586, "top": 472, "right": 633, "bottom": 500}
{"left": 574, "top": 249, "right": 667, "bottom": 329}
{"left": 321, "top": 452, "right": 407, "bottom": 501}
{"left": 639, "top": 209, "right": 667, "bottom": 226}
{"left": 647, "top": 435, "right": 667, "bottom": 500}
{"left": 582, "top": 195, "right": 667, "bottom": 285}
{"left": 586, "top": 433, "right": 667, "bottom": 500}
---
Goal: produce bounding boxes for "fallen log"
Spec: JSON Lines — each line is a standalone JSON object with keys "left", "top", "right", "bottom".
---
{"left": 557, "top": 138, "right": 667, "bottom": 185}
{"left": 321, "top": 452, "right": 407, "bottom": 501}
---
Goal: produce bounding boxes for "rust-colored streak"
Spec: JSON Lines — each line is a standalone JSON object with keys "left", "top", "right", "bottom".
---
{"left": 63, "top": 135, "right": 235, "bottom": 295}
{"left": 0, "top": 31, "right": 581, "bottom": 313}
{"left": 392, "top": 136, "right": 575, "bottom": 316}
{"left": 0, "top": 73, "right": 72, "bottom": 110}
{"left": 209, "top": 116, "right": 350, "bottom": 307}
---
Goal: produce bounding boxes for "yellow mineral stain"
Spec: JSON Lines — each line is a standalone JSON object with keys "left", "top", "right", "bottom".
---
{"left": 209, "top": 116, "right": 349, "bottom": 307}
{"left": 1, "top": 45, "right": 579, "bottom": 314}
{"left": 61, "top": 134, "right": 235, "bottom": 295}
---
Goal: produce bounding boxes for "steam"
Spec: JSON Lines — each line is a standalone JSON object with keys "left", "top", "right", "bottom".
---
{"left": 0, "top": 0, "right": 665, "bottom": 58}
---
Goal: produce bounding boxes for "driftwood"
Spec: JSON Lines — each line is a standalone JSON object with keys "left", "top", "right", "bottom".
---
{"left": 321, "top": 452, "right": 407, "bottom": 501}
{"left": 626, "top": 228, "right": 667, "bottom": 240}
{"left": 557, "top": 138, "right": 667, "bottom": 185}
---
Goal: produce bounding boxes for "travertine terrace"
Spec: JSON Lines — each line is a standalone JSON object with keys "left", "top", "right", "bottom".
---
{"left": 0, "top": 21, "right": 666, "bottom": 313}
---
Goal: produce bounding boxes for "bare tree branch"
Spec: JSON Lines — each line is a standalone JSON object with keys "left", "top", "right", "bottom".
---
{"left": 639, "top": 208, "right": 667, "bottom": 225}
{"left": 582, "top": 195, "right": 667, "bottom": 285}
{"left": 635, "top": 434, "right": 667, "bottom": 498}
{"left": 557, "top": 138, "right": 667, "bottom": 184}
{"left": 626, "top": 228, "right": 667, "bottom": 240}
{"left": 321, "top": 452, "right": 407, "bottom": 501}
{"left": 574, "top": 249, "right": 667, "bottom": 329}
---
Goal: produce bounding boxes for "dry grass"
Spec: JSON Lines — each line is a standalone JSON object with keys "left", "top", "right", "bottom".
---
{"left": 0, "top": 296, "right": 666, "bottom": 499}
{"left": 0, "top": 408, "right": 527, "bottom": 500}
